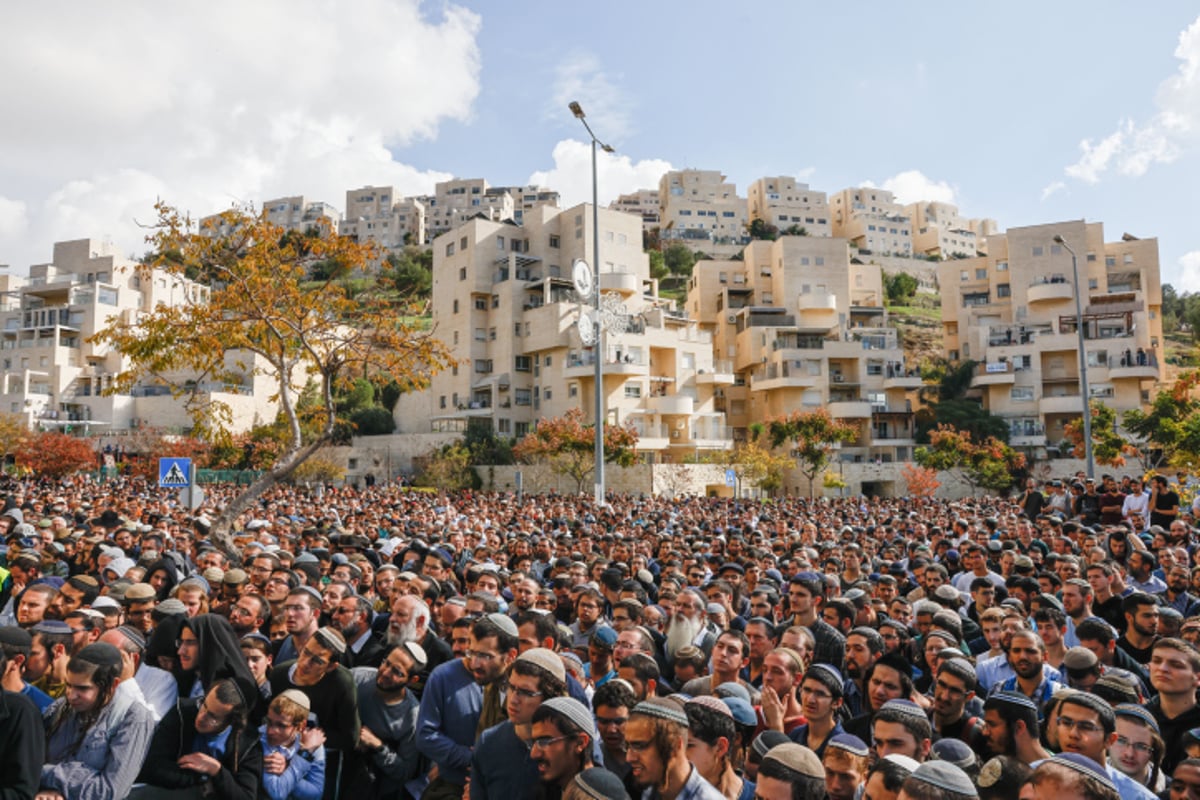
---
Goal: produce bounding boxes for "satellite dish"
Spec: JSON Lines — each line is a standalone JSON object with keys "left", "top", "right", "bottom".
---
{"left": 572, "top": 259, "right": 594, "bottom": 297}
{"left": 577, "top": 309, "right": 597, "bottom": 346}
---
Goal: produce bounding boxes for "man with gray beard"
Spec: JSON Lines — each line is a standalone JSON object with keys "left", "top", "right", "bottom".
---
{"left": 389, "top": 593, "right": 451, "bottom": 698}
{"left": 665, "top": 589, "right": 717, "bottom": 673}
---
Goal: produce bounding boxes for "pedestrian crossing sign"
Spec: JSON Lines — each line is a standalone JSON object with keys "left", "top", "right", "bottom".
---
{"left": 159, "top": 458, "right": 192, "bottom": 487}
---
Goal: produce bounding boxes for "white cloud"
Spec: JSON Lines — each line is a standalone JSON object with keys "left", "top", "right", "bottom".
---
{"left": 1174, "top": 251, "right": 1200, "bottom": 292}
{"left": 1041, "top": 181, "right": 1066, "bottom": 201}
{"left": 549, "top": 52, "right": 633, "bottom": 141}
{"left": 863, "top": 170, "right": 957, "bottom": 205}
{"left": 529, "top": 139, "right": 673, "bottom": 208}
{"left": 0, "top": 2, "right": 481, "bottom": 271}
{"left": 795, "top": 167, "right": 817, "bottom": 182}
{"left": 0, "top": 197, "right": 28, "bottom": 247}
{"left": 1064, "top": 14, "right": 1200, "bottom": 183}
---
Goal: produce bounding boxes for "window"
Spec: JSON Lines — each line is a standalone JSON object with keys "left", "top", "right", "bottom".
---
{"left": 474, "top": 297, "right": 487, "bottom": 310}
{"left": 544, "top": 355, "right": 552, "bottom": 366}
{"left": 1089, "top": 279, "right": 1098, "bottom": 290}
{"left": 976, "top": 268, "right": 987, "bottom": 280}
{"left": 474, "top": 328, "right": 486, "bottom": 342}
{"left": 1032, "top": 246, "right": 1044, "bottom": 257}
{"left": 549, "top": 235, "right": 560, "bottom": 248}
{"left": 960, "top": 271, "right": 969, "bottom": 282}
{"left": 492, "top": 295, "right": 500, "bottom": 308}
{"left": 569, "top": 383, "right": 578, "bottom": 398}
{"left": 498, "top": 418, "right": 510, "bottom": 434}
{"left": 544, "top": 388, "right": 552, "bottom": 400}
{"left": 997, "top": 261, "right": 1008, "bottom": 271}
{"left": 515, "top": 355, "right": 531, "bottom": 372}
{"left": 453, "top": 331, "right": 459, "bottom": 345}
{"left": 489, "top": 327, "right": 496, "bottom": 341}
{"left": 997, "top": 283, "right": 1011, "bottom": 298}
{"left": 446, "top": 242, "right": 455, "bottom": 256}
{"left": 515, "top": 422, "right": 530, "bottom": 438}
{"left": 1011, "top": 387, "right": 1034, "bottom": 401}
{"left": 474, "top": 359, "right": 492, "bottom": 374}
{"left": 496, "top": 236, "right": 505, "bottom": 250}
{"left": 440, "top": 396, "right": 446, "bottom": 409}
{"left": 515, "top": 389, "right": 532, "bottom": 406}
{"left": 815, "top": 257, "right": 824, "bottom": 266}
{"left": 461, "top": 236, "right": 468, "bottom": 250}
{"left": 459, "top": 267, "right": 466, "bottom": 281}
{"left": 514, "top": 323, "right": 522, "bottom": 337}
{"left": 625, "top": 384, "right": 642, "bottom": 398}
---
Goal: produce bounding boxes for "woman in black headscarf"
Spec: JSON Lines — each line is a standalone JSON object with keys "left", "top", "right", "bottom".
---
{"left": 146, "top": 612, "right": 187, "bottom": 674}
{"left": 175, "top": 614, "right": 260, "bottom": 713}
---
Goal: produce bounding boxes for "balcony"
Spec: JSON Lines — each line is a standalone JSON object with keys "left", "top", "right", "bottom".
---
{"left": 599, "top": 271, "right": 641, "bottom": 295}
{"left": 1027, "top": 276, "right": 1074, "bottom": 304}
{"left": 631, "top": 422, "right": 670, "bottom": 450}
{"left": 883, "top": 363, "right": 923, "bottom": 389}
{"left": 647, "top": 394, "right": 694, "bottom": 415}
{"left": 971, "top": 362, "right": 1016, "bottom": 386}
{"left": 689, "top": 424, "right": 734, "bottom": 447}
{"left": 1040, "top": 394, "right": 1083, "bottom": 415}
{"left": 564, "top": 351, "right": 648, "bottom": 378}
{"left": 797, "top": 291, "right": 837, "bottom": 312}
{"left": 1108, "top": 363, "right": 1158, "bottom": 380}
{"left": 828, "top": 400, "right": 873, "bottom": 418}
{"left": 696, "top": 360, "right": 735, "bottom": 385}
{"left": 752, "top": 361, "right": 819, "bottom": 391}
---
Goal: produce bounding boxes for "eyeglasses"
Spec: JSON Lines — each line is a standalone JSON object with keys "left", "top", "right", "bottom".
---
{"left": 528, "top": 735, "right": 572, "bottom": 751}
{"left": 1113, "top": 736, "right": 1154, "bottom": 754}
{"left": 1057, "top": 716, "right": 1103, "bottom": 734}
{"left": 509, "top": 686, "right": 543, "bottom": 699}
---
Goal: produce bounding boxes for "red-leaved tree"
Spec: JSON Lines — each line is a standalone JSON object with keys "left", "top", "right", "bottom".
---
{"left": 17, "top": 432, "right": 98, "bottom": 478}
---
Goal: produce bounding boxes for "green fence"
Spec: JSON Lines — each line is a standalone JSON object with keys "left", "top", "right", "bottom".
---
{"left": 197, "top": 469, "right": 263, "bottom": 485}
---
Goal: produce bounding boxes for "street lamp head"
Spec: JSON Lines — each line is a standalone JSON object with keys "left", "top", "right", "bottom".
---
{"left": 601, "top": 143, "right": 615, "bottom": 154}
{"left": 1052, "top": 234, "right": 1065, "bottom": 244}
{"left": 569, "top": 101, "right": 585, "bottom": 119}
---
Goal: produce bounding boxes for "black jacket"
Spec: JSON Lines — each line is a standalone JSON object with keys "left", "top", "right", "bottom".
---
{"left": 0, "top": 690, "right": 45, "bottom": 800}
{"left": 137, "top": 697, "right": 263, "bottom": 800}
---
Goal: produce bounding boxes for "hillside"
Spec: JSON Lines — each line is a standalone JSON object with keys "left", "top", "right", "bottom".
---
{"left": 888, "top": 293, "right": 943, "bottom": 367}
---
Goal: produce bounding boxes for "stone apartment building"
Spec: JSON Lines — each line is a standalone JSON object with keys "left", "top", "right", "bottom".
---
{"left": 747, "top": 176, "right": 833, "bottom": 237}
{"left": 939, "top": 219, "right": 1163, "bottom": 452}
{"left": 391, "top": 203, "right": 735, "bottom": 463}
{"left": 0, "top": 239, "right": 278, "bottom": 434}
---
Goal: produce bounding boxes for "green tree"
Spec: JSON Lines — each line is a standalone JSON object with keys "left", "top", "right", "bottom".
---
{"left": 348, "top": 406, "right": 395, "bottom": 436}
{"left": 884, "top": 272, "right": 919, "bottom": 305}
{"left": 1124, "top": 370, "right": 1200, "bottom": 471}
{"left": 648, "top": 250, "right": 669, "bottom": 281}
{"left": 663, "top": 243, "right": 697, "bottom": 277}
{"left": 748, "top": 219, "right": 779, "bottom": 241}
{"left": 1063, "top": 401, "right": 1135, "bottom": 467}
{"left": 781, "top": 224, "right": 808, "bottom": 237}
{"left": 91, "top": 202, "right": 454, "bottom": 560}
{"left": 381, "top": 245, "right": 433, "bottom": 299}
{"left": 915, "top": 426, "right": 1026, "bottom": 495}
{"left": 914, "top": 358, "right": 1010, "bottom": 443}
{"left": 766, "top": 409, "right": 858, "bottom": 498}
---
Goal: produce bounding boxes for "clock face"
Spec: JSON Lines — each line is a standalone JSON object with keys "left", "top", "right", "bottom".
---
{"left": 572, "top": 259, "right": 594, "bottom": 297}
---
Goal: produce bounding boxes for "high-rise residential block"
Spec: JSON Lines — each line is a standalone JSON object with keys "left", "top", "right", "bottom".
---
{"left": 657, "top": 170, "right": 749, "bottom": 257}
{"left": 747, "top": 177, "right": 832, "bottom": 237}
{"left": 829, "top": 187, "right": 913, "bottom": 256}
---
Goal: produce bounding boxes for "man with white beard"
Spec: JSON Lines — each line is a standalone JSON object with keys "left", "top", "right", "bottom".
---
{"left": 665, "top": 589, "right": 718, "bottom": 670}
{"left": 388, "top": 594, "right": 451, "bottom": 698}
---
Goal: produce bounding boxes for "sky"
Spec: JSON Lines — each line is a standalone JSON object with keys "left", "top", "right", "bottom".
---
{"left": 2, "top": 3, "right": 1199, "bottom": 290}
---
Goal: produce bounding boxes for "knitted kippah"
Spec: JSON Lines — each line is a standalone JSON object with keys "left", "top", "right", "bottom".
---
{"left": 516, "top": 647, "right": 566, "bottom": 682}
{"left": 541, "top": 697, "right": 595, "bottom": 737}
{"left": 826, "top": 733, "right": 869, "bottom": 758}
{"left": 930, "top": 738, "right": 977, "bottom": 771}
{"left": 572, "top": 768, "right": 630, "bottom": 800}
{"left": 278, "top": 689, "right": 311, "bottom": 711}
{"left": 1113, "top": 703, "right": 1159, "bottom": 733}
{"left": 762, "top": 743, "right": 824, "bottom": 779}
{"left": 880, "top": 698, "right": 927, "bottom": 721}
{"left": 484, "top": 612, "right": 519, "bottom": 638}
{"left": 632, "top": 697, "right": 690, "bottom": 727}
{"left": 808, "top": 662, "right": 843, "bottom": 685}
{"left": 987, "top": 690, "right": 1038, "bottom": 711}
{"left": 751, "top": 730, "right": 791, "bottom": 759}
{"left": 1045, "top": 753, "right": 1117, "bottom": 793}
{"left": 312, "top": 626, "right": 347, "bottom": 655}
{"left": 686, "top": 695, "right": 733, "bottom": 719}
{"left": 911, "top": 761, "right": 978, "bottom": 797}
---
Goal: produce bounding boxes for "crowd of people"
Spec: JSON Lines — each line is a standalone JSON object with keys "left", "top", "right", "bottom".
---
{"left": 1, "top": 469, "right": 1200, "bottom": 800}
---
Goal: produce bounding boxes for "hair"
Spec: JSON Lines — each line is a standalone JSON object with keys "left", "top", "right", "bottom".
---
{"left": 0, "top": 633, "right": 30, "bottom": 662}
{"left": 899, "top": 775, "right": 976, "bottom": 800}
{"left": 1033, "top": 607, "right": 1067, "bottom": 629}
{"left": 1122, "top": 591, "right": 1157, "bottom": 616}
{"left": 592, "top": 679, "right": 637, "bottom": 712}
{"left": 514, "top": 609, "right": 560, "bottom": 646}
{"left": 685, "top": 702, "right": 736, "bottom": 767}
{"left": 1058, "top": 695, "right": 1116, "bottom": 736}
{"left": 66, "top": 576, "right": 101, "bottom": 605}
{"left": 789, "top": 573, "right": 826, "bottom": 600}
{"left": 269, "top": 692, "right": 309, "bottom": 726}
{"left": 983, "top": 694, "right": 1040, "bottom": 740}
{"left": 286, "top": 587, "right": 321, "bottom": 612}
{"left": 874, "top": 704, "right": 933, "bottom": 744}
{"left": 868, "top": 757, "right": 914, "bottom": 796}
{"left": 866, "top": 655, "right": 915, "bottom": 706}
{"left": 239, "top": 593, "right": 271, "bottom": 623}
{"left": 620, "top": 652, "right": 660, "bottom": 684}
{"left": 716, "top": 629, "right": 750, "bottom": 659}
{"left": 465, "top": 591, "right": 501, "bottom": 614}
{"left": 757, "top": 757, "right": 827, "bottom": 800}
{"left": 531, "top": 702, "right": 594, "bottom": 773}
{"left": 510, "top": 658, "right": 567, "bottom": 700}
{"left": 47, "top": 652, "right": 123, "bottom": 744}
{"left": 1075, "top": 618, "right": 1116, "bottom": 646}
{"left": 21, "top": 583, "right": 58, "bottom": 607}
{"left": 1029, "top": 761, "right": 1119, "bottom": 800}
{"left": 271, "top": 570, "right": 300, "bottom": 591}
{"left": 627, "top": 707, "right": 687, "bottom": 790}
{"left": 240, "top": 635, "right": 272, "bottom": 658}
{"left": 802, "top": 663, "right": 844, "bottom": 699}
{"left": 34, "top": 627, "right": 74, "bottom": 661}
{"left": 1152, "top": 637, "right": 1200, "bottom": 672}
{"left": 471, "top": 615, "right": 518, "bottom": 654}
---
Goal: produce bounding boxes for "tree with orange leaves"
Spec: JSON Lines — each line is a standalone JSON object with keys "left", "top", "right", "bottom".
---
{"left": 1124, "top": 370, "right": 1200, "bottom": 473}
{"left": 512, "top": 407, "right": 639, "bottom": 495}
{"left": 1063, "top": 401, "right": 1137, "bottom": 468}
{"left": 901, "top": 463, "right": 941, "bottom": 499}
{"left": 915, "top": 424, "right": 1026, "bottom": 495}
{"left": 766, "top": 408, "right": 858, "bottom": 498}
{"left": 17, "top": 431, "right": 97, "bottom": 478}
{"left": 91, "top": 202, "right": 454, "bottom": 558}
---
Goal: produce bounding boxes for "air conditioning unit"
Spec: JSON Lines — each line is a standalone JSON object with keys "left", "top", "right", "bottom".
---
{"left": 727, "top": 315, "right": 736, "bottom": 323}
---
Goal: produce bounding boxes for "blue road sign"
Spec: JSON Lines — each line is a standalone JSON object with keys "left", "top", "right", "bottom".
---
{"left": 725, "top": 469, "right": 737, "bottom": 487}
{"left": 159, "top": 458, "right": 192, "bottom": 487}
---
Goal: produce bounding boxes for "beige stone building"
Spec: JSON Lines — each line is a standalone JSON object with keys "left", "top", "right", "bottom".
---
{"left": 416, "top": 179, "right": 558, "bottom": 242}
{"left": 0, "top": 239, "right": 278, "bottom": 434}
{"left": 939, "top": 220, "right": 1163, "bottom": 453}
{"left": 262, "top": 196, "right": 341, "bottom": 235}
{"left": 392, "top": 203, "right": 735, "bottom": 466}
{"left": 686, "top": 235, "right": 923, "bottom": 485}
{"left": 657, "top": 170, "right": 749, "bottom": 258}
{"left": 340, "top": 186, "right": 425, "bottom": 249}
{"left": 906, "top": 201, "right": 984, "bottom": 260}
{"left": 747, "top": 177, "right": 832, "bottom": 237}
{"left": 610, "top": 190, "right": 661, "bottom": 233}
{"left": 829, "top": 187, "right": 913, "bottom": 256}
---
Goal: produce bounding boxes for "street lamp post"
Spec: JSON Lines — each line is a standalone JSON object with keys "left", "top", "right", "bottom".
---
{"left": 1053, "top": 234, "right": 1094, "bottom": 478}
{"left": 569, "top": 101, "right": 615, "bottom": 506}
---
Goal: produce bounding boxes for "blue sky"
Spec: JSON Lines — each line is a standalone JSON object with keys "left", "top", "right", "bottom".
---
{"left": 2, "top": 2, "right": 1198, "bottom": 289}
